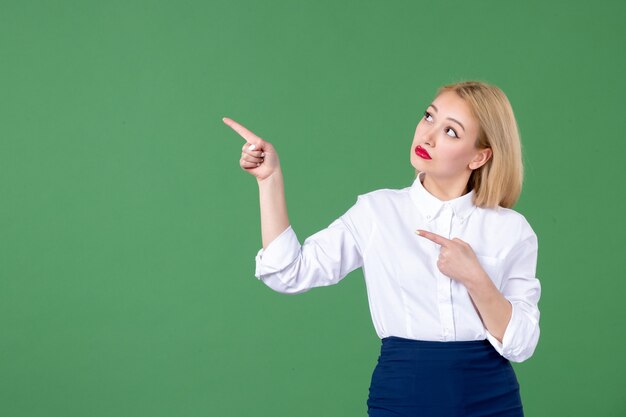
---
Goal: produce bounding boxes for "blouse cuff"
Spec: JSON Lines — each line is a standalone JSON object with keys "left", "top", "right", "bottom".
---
{"left": 485, "top": 299, "right": 518, "bottom": 359}
{"left": 254, "top": 225, "right": 300, "bottom": 279}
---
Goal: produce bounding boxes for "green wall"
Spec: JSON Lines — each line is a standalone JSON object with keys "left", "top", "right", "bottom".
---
{"left": 1, "top": 0, "right": 624, "bottom": 416}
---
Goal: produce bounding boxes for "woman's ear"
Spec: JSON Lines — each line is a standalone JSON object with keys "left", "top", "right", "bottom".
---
{"left": 469, "top": 148, "right": 492, "bottom": 170}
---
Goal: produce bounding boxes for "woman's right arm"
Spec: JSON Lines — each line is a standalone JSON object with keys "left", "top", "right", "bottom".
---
{"left": 223, "top": 117, "right": 366, "bottom": 294}
{"left": 258, "top": 170, "right": 290, "bottom": 250}
{"left": 222, "top": 117, "right": 290, "bottom": 249}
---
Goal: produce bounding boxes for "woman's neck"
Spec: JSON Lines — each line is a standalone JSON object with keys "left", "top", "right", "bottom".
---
{"left": 421, "top": 174, "right": 470, "bottom": 201}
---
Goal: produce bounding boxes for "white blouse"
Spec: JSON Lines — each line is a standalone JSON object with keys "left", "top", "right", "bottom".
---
{"left": 254, "top": 173, "right": 541, "bottom": 363}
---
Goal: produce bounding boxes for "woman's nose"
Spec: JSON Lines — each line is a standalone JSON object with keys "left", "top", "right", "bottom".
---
{"left": 423, "top": 126, "right": 436, "bottom": 147}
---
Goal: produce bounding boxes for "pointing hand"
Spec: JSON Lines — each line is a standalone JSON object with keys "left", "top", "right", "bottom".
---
{"left": 223, "top": 117, "right": 281, "bottom": 181}
{"left": 415, "top": 229, "right": 488, "bottom": 286}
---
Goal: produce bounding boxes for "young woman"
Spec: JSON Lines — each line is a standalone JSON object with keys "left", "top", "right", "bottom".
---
{"left": 223, "top": 80, "right": 541, "bottom": 417}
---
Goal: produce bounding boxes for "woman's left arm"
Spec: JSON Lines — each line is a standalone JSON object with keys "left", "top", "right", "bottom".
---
{"left": 464, "top": 270, "right": 512, "bottom": 343}
{"left": 416, "top": 230, "right": 541, "bottom": 362}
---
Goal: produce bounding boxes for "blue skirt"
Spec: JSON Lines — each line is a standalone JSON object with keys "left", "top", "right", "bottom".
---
{"left": 367, "top": 336, "right": 524, "bottom": 417}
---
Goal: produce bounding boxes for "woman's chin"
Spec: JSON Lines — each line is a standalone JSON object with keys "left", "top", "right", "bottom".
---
{"left": 411, "top": 156, "right": 427, "bottom": 172}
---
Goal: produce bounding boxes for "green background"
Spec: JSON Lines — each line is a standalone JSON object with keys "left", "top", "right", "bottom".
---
{"left": 1, "top": 0, "right": 625, "bottom": 416}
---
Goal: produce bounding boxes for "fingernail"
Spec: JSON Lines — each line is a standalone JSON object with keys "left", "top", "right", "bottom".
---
{"left": 261, "top": 152, "right": 265, "bottom": 157}
{"left": 249, "top": 144, "right": 256, "bottom": 151}
{"left": 415, "top": 230, "right": 421, "bottom": 235}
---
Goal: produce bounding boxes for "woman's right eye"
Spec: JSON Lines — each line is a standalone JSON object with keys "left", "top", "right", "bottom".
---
{"left": 423, "top": 111, "right": 433, "bottom": 122}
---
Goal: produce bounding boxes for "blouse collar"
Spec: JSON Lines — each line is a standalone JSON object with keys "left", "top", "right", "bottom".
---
{"left": 409, "top": 172, "right": 476, "bottom": 222}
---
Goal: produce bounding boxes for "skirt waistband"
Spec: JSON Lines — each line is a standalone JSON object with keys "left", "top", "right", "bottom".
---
{"left": 380, "top": 336, "right": 498, "bottom": 360}
{"left": 382, "top": 336, "right": 491, "bottom": 350}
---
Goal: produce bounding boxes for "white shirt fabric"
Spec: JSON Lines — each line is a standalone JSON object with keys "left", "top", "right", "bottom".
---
{"left": 254, "top": 173, "right": 541, "bottom": 363}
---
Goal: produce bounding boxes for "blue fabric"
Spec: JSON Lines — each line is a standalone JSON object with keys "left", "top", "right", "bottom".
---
{"left": 367, "top": 336, "right": 524, "bottom": 417}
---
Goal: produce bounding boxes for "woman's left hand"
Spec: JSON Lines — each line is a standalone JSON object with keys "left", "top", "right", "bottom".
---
{"left": 415, "top": 229, "right": 487, "bottom": 286}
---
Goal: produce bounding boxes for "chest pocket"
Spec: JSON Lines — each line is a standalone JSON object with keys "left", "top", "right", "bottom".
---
{"left": 476, "top": 255, "right": 504, "bottom": 290}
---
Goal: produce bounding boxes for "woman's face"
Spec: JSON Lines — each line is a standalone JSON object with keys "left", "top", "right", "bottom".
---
{"left": 410, "top": 90, "right": 490, "bottom": 184}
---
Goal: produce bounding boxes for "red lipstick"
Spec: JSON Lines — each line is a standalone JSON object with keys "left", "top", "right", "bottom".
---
{"left": 415, "top": 145, "right": 432, "bottom": 160}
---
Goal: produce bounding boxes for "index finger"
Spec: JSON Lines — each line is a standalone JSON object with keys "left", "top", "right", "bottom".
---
{"left": 415, "top": 229, "right": 451, "bottom": 247}
{"left": 222, "top": 117, "right": 262, "bottom": 144}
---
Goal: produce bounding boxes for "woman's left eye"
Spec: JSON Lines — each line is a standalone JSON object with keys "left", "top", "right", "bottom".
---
{"left": 446, "top": 128, "right": 458, "bottom": 138}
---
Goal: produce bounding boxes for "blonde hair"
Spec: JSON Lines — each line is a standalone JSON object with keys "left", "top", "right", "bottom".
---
{"left": 416, "top": 80, "right": 523, "bottom": 208}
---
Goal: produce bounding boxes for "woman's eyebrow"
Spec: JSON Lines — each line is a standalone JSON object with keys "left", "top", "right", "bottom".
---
{"left": 428, "top": 104, "right": 466, "bottom": 132}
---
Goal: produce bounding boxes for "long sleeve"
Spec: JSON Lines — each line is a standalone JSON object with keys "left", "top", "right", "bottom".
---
{"left": 485, "top": 233, "right": 541, "bottom": 362}
{"left": 254, "top": 195, "right": 369, "bottom": 294}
